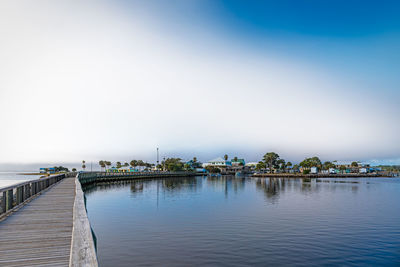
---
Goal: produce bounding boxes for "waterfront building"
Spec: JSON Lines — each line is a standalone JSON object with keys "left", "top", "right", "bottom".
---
{"left": 310, "top": 167, "right": 318, "bottom": 174}
{"left": 185, "top": 159, "right": 202, "bottom": 169}
{"left": 39, "top": 167, "right": 56, "bottom": 174}
{"left": 329, "top": 168, "right": 337, "bottom": 174}
{"left": 202, "top": 157, "right": 232, "bottom": 168}
{"left": 231, "top": 158, "right": 245, "bottom": 166}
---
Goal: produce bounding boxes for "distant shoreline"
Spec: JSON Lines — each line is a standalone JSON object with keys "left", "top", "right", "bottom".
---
{"left": 252, "top": 173, "right": 394, "bottom": 178}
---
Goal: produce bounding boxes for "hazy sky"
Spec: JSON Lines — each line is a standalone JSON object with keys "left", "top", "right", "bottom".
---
{"left": 0, "top": 0, "right": 399, "bottom": 167}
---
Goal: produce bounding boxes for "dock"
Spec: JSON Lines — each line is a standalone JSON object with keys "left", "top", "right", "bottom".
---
{"left": 0, "top": 177, "right": 76, "bottom": 266}
{"left": 0, "top": 171, "right": 198, "bottom": 266}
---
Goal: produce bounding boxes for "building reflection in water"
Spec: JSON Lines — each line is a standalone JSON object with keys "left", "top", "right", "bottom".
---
{"left": 83, "top": 176, "right": 360, "bottom": 204}
{"left": 254, "top": 177, "right": 360, "bottom": 203}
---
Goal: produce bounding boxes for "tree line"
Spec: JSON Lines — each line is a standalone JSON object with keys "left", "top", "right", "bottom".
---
{"left": 256, "top": 152, "right": 360, "bottom": 173}
{"left": 96, "top": 160, "right": 154, "bottom": 171}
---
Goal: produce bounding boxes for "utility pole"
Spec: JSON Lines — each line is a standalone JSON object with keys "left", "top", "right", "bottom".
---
{"left": 157, "top": 147, "right": 159, "bottom": 169}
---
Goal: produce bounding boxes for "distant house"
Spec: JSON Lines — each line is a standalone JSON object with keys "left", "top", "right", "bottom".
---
{"left": 359, "top": 168, "right": 367, "bottom": 173}
{"left": 231, "top": 158, "right": 245, "bottom": 166}
{"left": 202, "top": 157, "right": 232, "bottom": 168}
{"left": 107, "top": 166, "right": 148, "bottom": 173}
{"left": 39, "top": 167, "right": 55, "bottom": 174}
{"left": 245, "top": 162, "right": 258, "bottom": 171}
{"left": 329, "top": 168, "right": 337, "bottom": 174}
{"left": 186, "top": 160, "right": 202, "bottom": 169}
{"left": 310, "top": 167, "right": 318, "bottom": 174}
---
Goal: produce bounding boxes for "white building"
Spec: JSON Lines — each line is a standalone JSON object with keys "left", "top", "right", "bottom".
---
{"left": 202, "top": 157, "right": 231, "bottom": 168}
{"left": 310, "top": 167, "right": 318, "bottom": 174}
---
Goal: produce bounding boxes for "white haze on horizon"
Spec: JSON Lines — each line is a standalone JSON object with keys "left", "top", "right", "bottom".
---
{"left": 0, "top": 1, "right": 399, "bottom": 166}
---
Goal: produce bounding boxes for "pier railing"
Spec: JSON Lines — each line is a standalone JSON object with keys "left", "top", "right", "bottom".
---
{"left": 0, "top": 174, "right": 67, "bottom": 217}
{"left": 78, "top": 171, "right": 198, "bottom": 186}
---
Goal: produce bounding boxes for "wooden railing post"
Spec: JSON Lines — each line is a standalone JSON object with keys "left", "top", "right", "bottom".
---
{"left": 16, "top": 186, "right": 23, "bottom": 205}
{"left": 6, "top": 189, "right": 13, "bottom": 211}
{"left": 1, "top": 191, "right": 6, "bottom": 214}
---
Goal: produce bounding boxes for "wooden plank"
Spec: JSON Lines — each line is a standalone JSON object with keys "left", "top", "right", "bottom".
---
{"left": 0, "top": 178, "right": 75, "bottom": 267}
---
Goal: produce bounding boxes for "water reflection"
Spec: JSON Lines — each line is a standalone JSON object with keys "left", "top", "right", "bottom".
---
{"left": 84, "top": 176, "right": 365, "bottom": 205}
{"left": 84, "top": 176, "right": 400, "bottom": 267}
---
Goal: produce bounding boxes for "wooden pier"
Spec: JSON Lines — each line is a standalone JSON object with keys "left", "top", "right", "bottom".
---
{"left": 0, "top": 177, "right": 76, "bottom": 266}
{"left": 0, "top": 171, "right": 199, "bottom": 266}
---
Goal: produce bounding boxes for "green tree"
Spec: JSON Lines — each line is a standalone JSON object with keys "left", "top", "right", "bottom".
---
{"left": 82, "top": 160, "right": 86, "bottom": 171}
{"left": 351, "top": 161, "right": 359, "bottom": 167}
{"left": 340, "top": 165, "right": 347, "bottom": 173}
{"left": 72, "top": 168, "right": 77, "bottom": 172}
{"left": 263, "top": 152, "right": 280, "bottom": 173}
{"left": 205, "top": 165, "right": 221, "bottom": 173}
{"left": 256, "top": 161, "right": 266, "bottom": 171}
{"left": 300, "top": 157, "right": 322, "bottom": 169}
{"left": 130, "top": 160, "right": 137, "bottom": 168}
{"left": 286, "top": 162, "right": 292, "bottom": 172}
{"left": 224, "top": 154, "right": 228, "bottom": 161}
{"left": 293, "top": 164, "right": 300, "bottom": 172}
{"left": 105, "top": 161, "right": 111, "bottom": 169}
{"left": 116, "top": 162, "right": 122, "bottom": 168}
{"left": 277, "top": 159, "right": 286, "bottom": 171}
{"left": 323, "top": 161, "right": 336, "bottom": 170}
{"left": 184, "top": 163, "right": 194, "bottom": 171}
{"left": 193, "top": 157, "right": 197, "bottom": 163}
{"left": 233, "top": 156, "right": 238, "bottom": 162}
{"left": 99, "top": 160, "right": 105, "bottom": 171}
{"left": 163, "top": 158, "right": 184, "bottom": 171}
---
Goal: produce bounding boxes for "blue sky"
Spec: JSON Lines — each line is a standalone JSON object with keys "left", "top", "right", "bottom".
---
{"left": 135, "top": 0, "right": 400, "bottom": 92}
{"left": 0, "top": 0, "right": 399, "bottom": 167}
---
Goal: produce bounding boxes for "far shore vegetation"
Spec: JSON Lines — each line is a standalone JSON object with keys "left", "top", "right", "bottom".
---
{"left": 34, "top": 153, "right": 399, "bottom": 177}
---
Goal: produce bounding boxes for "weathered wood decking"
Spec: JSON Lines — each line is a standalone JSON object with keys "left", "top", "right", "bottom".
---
{"left": 0, "top": 177, "right": 75, "bottom": 266}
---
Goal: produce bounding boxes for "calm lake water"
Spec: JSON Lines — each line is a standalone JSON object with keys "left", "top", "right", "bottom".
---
{"left": 85, "top": 176, "right": 400, "bottom": 266}
{"left": 0, "top": 172, "right": 42, "bottom": 188}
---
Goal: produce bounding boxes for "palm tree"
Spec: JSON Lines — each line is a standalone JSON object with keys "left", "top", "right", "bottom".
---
{"left": 116, "top": 162, "right": 122, "bottom": 169}
{"left": 293, "top": 164, "right": 299, "bottom": 173}
{"left": 340, "top": 165, "right": 346, "bottom": 174}
{"left": 130, "top": 160, "right": 137, "bottom": 168}
{"left": 224, "top": 154, "right": 228, "bottom": 161}
{"left": 286, "top": 162, "right": 292, "bottom": 173}
{"left": 105, "top": 161, "right": 111, "bottom": 170}
{"left": 99, "top": 160, "right": 104, "bottom": 171}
